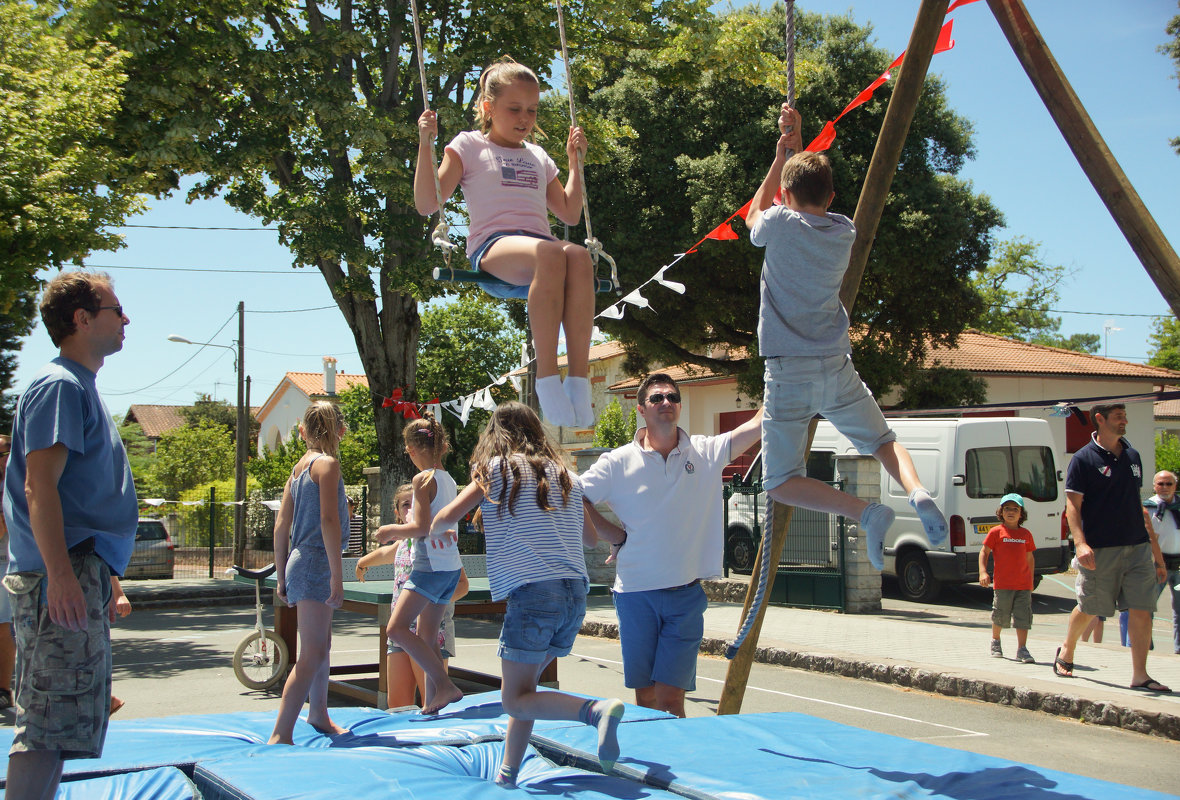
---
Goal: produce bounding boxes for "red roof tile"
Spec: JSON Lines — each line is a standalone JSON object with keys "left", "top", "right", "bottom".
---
{"left": 283, "top": 371, "right": 369, "bottom": 396}
{"left": 124, "top": 405, "right": 187, "bottom": 439}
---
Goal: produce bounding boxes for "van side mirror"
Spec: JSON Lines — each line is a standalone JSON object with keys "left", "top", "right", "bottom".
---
{"left": 952, "top": 474, "right": 965, "bottom": 486}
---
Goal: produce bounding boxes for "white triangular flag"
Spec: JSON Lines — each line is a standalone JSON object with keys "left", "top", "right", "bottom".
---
{"left": 621, "top": 289, "right": 649, "bottom": 309}
{"left": 599, "top": 304, "right": 624, "bottom": 320}
{"left": 459, "top": 394, "right": 475, "bottom": 426}
{"left": 655, "top": 267, "right": 686, "bottom": 294}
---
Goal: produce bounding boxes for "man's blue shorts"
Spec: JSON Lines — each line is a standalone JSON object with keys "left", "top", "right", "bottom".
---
{"left": 613, "top": 581, "right": 708, "bottom": 691}
{"left": 499, "top": 578, "right": 587, "bottom": 665}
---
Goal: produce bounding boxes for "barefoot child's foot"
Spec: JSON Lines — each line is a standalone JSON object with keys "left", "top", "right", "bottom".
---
{"left": 422, "top": 682, "right": 464, "bottom": 715}
{"left": 267, "top": 735, "right": 294, "bottom": 745}
{"left": 308, "top": 717, "right": 350, "bottom": 736}
{"left": 581, "top": 698, "right": 624, "bottom": 772}
{"left": 859, "top": 503, "right": 893, "bottom": 570}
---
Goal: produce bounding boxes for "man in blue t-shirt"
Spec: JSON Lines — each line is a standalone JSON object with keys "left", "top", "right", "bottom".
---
{"left": 2, "top": 271, "right": 137, "bottom": 798}
{"left": 1055, "top": 403, "right": 1168, "bottom": 692}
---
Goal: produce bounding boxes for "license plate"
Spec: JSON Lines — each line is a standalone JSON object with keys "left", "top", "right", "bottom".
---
{"left": 974, "top": 522, "right": 994, "bottom": 538}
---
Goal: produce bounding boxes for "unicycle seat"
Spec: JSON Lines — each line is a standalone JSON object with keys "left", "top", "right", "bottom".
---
{"left": 231, "top": 564, "right": 276, "bottom": 581}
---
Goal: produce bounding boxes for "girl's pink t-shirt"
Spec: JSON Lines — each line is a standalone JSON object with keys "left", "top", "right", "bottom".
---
{"left": 445, "top": 130, "right": 559, "bottom": 257}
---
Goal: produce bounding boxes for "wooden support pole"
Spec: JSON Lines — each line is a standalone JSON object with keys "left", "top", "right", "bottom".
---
{"left": 717, "top": 420, "right": 816, "bottom": 715}
{"left": 986, "top": 0, "right": 1180, "bottom": 316}
{"left": 717, "top": 0, "right": 950, "bottom": 716}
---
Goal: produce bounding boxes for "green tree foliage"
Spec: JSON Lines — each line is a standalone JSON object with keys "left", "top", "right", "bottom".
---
{"left": 68, "top": 0, "right": 709, "bottom": 519}
{"left": 895, "top": 368, "right": 988, "bottom": 410}
{"left": 180, "top": 393, "right": 261, "bottom": 449}
{"left": 969, "top": 237, "right": 1099, "bottom": 353}
{"left": 585, "top": 7, "right": 1002, "bottom": 398}
{"left": 1162, "top": 5, "right": 1180, "bottom": 155}
{"left": 1148, "top": 315, "right": 1180, "bottom": 371}
{"left": 417, "top": 295, "right": 525, "bottom": 480}
{"left": 118, "top": 420, "right": 158, "bottom": 498}
{"left": 150, "top": 420, "right": 235, "bottom": 499}
{"left": 592, "top": 400, "right": 637, "bottom": 448}
{"left": 247, "top": 436, "right": 307, "bottom": 497}
{"left": 338, "top": 383, "right": 379, "bottom": 485}
{"left": 0, "top": 1, "right": 150, "bottom": 418}
{"left": 0, "top": 290, "right": 36, "bottom": 430}
{"left": 1156, "top": 431, "right": 1180, "bottom": 475}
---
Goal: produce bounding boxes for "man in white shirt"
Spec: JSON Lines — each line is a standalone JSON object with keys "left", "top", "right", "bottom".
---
{"left": 581, "top": 373, "right": 762, "bottom": 717}
{"left": 1142, "top": 470, "right": 1180, "bottom": 654}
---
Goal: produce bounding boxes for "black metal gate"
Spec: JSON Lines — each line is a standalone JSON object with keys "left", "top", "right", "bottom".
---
{"left": 723, "top": 477, "right": 847, "bottom": 611}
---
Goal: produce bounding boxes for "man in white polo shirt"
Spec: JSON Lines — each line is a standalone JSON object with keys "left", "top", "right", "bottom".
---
{"left": 581, "top": 373, "right": 762, "bottom": 717}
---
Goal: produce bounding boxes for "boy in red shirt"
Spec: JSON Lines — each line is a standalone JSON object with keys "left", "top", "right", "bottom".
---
{"left": 980, "top": 493, "right": 1037, "bottom": 663}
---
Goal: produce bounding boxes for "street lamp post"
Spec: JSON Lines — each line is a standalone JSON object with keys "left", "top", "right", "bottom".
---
{"left": 168, "top": 301, "right": 248, "bottom": 565}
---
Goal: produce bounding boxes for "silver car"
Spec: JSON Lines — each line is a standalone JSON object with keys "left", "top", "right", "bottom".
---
{"left": 125, "top": 518, "right": 175, "bottom": 579}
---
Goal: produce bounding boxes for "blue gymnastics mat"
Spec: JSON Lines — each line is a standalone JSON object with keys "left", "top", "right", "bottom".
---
{"left": 0, "top": 690, "right": 668, "bottom": 786}
{"left": 0, "top": 767, "right": 198, "bottom": 800}
{"left": 532, "top": 711, "right": 1172, "bottom": 800}
{"left": 193, "top": 741, "right": 684, "bottom": 800}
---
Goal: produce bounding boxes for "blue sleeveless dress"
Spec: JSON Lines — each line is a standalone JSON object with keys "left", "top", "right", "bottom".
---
{"left": 284, "top": 454, "right": 350, "bottom": 605}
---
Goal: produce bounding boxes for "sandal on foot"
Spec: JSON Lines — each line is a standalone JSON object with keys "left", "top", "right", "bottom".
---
{"left": 1051, "top": 646, "right": 1074, "bottom": 678}
{"left": 1130, "top": 678, "right": 1171, "bottom": 693}
{"left": 109, "top": 697, "right": 125, "bottom": 717}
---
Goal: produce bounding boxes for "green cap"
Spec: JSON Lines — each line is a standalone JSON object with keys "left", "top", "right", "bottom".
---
{"left": 999, "top": 492, "right": 1024, "bottom": 508}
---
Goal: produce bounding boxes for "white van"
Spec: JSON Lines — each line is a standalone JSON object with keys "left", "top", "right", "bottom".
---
{"left": 727, "top": 417, "right": 1072, "bottom": 601}
{"left": 807, "top": 417, "right": 1071, "bottom": 601}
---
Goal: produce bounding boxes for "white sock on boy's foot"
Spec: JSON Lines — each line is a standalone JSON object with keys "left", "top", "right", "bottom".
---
{"left": 581, "top": 698, "right": 624, "bottom": 772}
{"left": 563, "top": 376, "right": 595, "bottom": 428}
{"left": 859, "top": 503, "right": 893, "bottom": 570}
{"left": 536, "top": 375, "right": 575, "bottom": 427}
{"left": 909, "top": 488, "right": 948, "bottom": 545}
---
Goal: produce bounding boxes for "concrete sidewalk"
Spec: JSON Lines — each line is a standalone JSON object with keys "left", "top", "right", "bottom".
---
{"left": 121, "top": 575, "right": 1180, "bottom": 740}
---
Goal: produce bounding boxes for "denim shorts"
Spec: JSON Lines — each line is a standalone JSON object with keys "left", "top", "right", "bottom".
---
{"left": 5, "top": 552, "right": 113, "bottom": 759}
{"left": 613, "top": 581, "right": 708, "bottom": 691}
{"left": 762, "top": 354, "right": 895, "bottom": 490}
{"left": 469, "top": 230, "right": 554, "bottom": 300}
{"left": 404, "top": 568, "right": 461, "bottom": 605}
{"left": 498, "top": 578, "right": 588, "bottom": 665}
{"left": 1075, "top": 542, "right": 1157, "bottom": 617}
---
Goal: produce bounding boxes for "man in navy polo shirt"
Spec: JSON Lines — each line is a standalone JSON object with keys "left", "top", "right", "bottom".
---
{"left": 1054, "top": 403, "right": 1168, "bottom": 691}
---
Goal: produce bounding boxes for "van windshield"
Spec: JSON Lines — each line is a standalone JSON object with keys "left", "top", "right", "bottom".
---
{"left": 965, "top": 446, "right": 1057, "bottom": 502}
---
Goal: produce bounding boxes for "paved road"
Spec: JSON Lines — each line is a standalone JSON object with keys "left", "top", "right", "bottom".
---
{"left": 45, "top": 601, "right": 1176, "bottom": 794}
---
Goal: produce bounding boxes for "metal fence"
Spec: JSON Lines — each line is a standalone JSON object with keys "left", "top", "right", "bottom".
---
{"left": 136, "top": 486, "right": 371, "bottom": 580}
{"left": 722, "top": 477, "right": 847, "bottom": 610}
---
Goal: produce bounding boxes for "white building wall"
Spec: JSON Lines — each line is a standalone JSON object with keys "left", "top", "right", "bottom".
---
{"left": 256, "top": 383, "right": 310, "bottom": 456}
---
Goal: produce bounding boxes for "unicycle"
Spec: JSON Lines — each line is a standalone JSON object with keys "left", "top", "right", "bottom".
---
{"left": 229, "top": 563, "right": 289, "bottom": 690}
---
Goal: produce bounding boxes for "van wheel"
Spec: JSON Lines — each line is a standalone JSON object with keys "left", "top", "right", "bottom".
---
{"left": 897, "top": 551, "right": 942, "bottom": 603}
{"left": 726, "top": 526, "right": 757, "bottom": 574}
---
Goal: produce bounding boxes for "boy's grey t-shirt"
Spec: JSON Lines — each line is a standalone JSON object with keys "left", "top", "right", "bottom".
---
{"left": 750, "top": 204, "right": 856, "bottom": 357}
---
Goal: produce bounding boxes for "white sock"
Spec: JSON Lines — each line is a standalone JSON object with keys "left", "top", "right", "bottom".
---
{"left": 859, "top": 502, "right": 893, "bottom": 570}
{"left": 909, "top": 488, "right": 948, "bottom": 545}
{"left": 536, "top": 375, "right": 575, "bottom": 427}
{"left": 563, "top": 376, "right": 595, "bottom": 428}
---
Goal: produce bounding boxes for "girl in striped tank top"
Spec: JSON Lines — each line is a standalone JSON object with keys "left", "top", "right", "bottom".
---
{"left": 430, "top": 402, "right": 624, "bottom": 785}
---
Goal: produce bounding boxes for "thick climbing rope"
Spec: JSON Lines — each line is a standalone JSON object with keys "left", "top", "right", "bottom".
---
{"left": 726, "top": 0, "right": 795, "bottom": 661}
{"left": 554, "top": 0, "right": 620, "bottom": 293}
{"left": 408, "top": 0, "right": 456, "bottom": 274}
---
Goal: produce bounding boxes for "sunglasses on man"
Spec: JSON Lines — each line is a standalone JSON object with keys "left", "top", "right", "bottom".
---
{"left": 645, "top": 392, "right": 681, "bottom": 406}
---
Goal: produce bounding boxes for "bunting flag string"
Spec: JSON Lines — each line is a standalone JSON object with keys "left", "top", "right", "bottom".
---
{"left": 372, "top": 1, "right": 980, "bottom": 426}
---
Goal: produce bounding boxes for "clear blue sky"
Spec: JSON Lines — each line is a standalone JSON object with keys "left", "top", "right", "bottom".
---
{"left": 11, "top": 0, "right": 1180, "bottom": 416}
